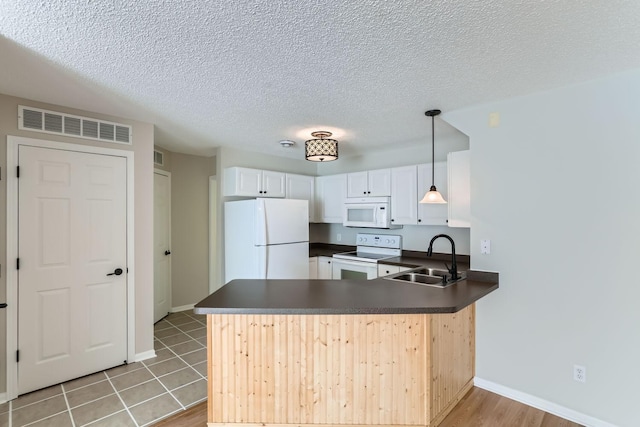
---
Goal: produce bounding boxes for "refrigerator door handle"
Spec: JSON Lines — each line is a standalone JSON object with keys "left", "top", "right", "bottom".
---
{"left": 257, "top": 246, "right": 268, "bottom": 278}
{"left": 255, "top": 198, "right": 267, "bottom": 246}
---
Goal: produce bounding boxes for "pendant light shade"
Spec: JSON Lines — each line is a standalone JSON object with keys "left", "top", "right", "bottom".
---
{"left": 420, "top": 109, "right": 447, "bottom": 204}
{"left": 305, "top": 131, "right": 338, "bottom": 162}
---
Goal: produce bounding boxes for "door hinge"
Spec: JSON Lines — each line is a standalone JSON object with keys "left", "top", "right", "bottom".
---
{"left": 16, "top": 350, "right": 19, "bottom": 363}
{"left": 17, "top": 166, "right": 20, "bottom": 178}
{"left": 16, "top": 258, "right": 20, "bottom": 270}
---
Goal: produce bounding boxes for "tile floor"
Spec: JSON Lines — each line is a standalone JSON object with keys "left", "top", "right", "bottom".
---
{"left": 0, "top": 310, "right": 208, "bottom": 427}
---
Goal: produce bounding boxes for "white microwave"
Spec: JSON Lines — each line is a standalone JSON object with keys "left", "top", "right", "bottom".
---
{"left": 343, "top": 197, "right": 401, "bottom": 229}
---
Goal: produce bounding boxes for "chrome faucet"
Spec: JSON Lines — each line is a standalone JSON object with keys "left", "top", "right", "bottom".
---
{"left": 427, "top": 234, "right": 459, "bottom": 281}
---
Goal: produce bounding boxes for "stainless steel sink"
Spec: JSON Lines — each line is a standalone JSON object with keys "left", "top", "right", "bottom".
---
{"left": 383, "top": 267, "right": 466, "bottom": 288}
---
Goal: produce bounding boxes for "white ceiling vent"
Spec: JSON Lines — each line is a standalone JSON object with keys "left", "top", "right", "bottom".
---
{"left": 18, "top": 105, "right": 132, "bottom": 145}
{"left": 153, "top": 150, "right": 164, "bottom": 166}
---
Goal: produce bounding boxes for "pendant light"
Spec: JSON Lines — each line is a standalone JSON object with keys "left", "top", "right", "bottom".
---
{"left": 420, "top": 109, "right": 447, "bottom": 204}
{"left": 305, "top": 131, "right": 338, "bottom": 162}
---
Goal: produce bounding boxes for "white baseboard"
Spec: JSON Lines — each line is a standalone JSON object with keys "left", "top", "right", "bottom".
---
{"left": 134, "top": 350, "right": 157, "bottom": 363}
{"left": 171, "top": 303, "right": 195, "bottom": 313}
{"left": 474, "top": 377, "right": 618, "bottom": 427}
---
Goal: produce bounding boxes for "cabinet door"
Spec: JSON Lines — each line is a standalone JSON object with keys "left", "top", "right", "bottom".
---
{"left": 286, "top": 174, "right": 315, "bottom": 221}
{"left": 367, "top": 168, "right": 391, "bottom": 196}
{"left": 262, "top": 170, "right": 286, "bottom": 198}
{"left": 317, "top": 256, "right": 333, "bottom": 279}
{"left": 447, "top": 150, "right": 470, "bottom": 228}
{"left": 315, "top": 174, "right": 347, "bottom": 223}
{"left": 390, "top": 165, "right": 418, "bottom": 225}
{"left": 224, "top": 167, "right": 262, "bottom": 197}
{"left": 417, "top": 162, "right": 448, "bottom": 225}
{"left": 309, "top": 257, "right": 318, "bottom": 279}
{"left": 347, "top": 171, "right": 369, "bottom": 197}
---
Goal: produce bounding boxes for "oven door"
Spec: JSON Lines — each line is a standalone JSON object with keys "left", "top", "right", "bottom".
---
{"left": 331, "top": 258, "right": 378, "bottom": 280}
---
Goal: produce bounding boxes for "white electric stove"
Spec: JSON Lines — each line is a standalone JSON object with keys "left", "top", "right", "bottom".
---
{"left": 332, "top": 233, "right": 402, "bottom": 279}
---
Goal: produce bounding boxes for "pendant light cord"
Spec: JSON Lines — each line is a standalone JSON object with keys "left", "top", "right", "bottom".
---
{"left": 431, "top": 115, "right": 435, "bottom": 187}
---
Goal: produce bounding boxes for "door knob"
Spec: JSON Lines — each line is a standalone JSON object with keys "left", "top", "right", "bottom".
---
{"left": 107, "top": 268, "right": 124, "bottom": 276}
{"left": 165, "top": 250, "right": 171, "bottom": 256}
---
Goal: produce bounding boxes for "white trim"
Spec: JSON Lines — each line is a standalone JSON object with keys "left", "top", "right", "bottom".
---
{"left": 474, "top": 377, "right": 619, "bottom": 427}
{"left": 6, "top": 135, "right": 136, "bottom": 400}
{"left": 154, "top": 169, "right": 172, "bottom": 321}
{"left": 171, "top": 303, "right": 195, "bottom": 313}
{"left": 208, "top": 175, "right": 220, "bottom": 295}
{"left": 0, "top": 392, "right": 6, "bottom": 405}
{"left": 134, "top": 350, "right": 157, "bottom": 363}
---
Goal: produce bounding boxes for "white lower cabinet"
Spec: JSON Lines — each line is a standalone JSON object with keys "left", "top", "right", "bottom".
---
{"left": 317, "top": 256, "right": 333, "bottom": 279}
{"left": 309, "top": 257, "right": 318, "bottom": 279}
{"left": 377, "top": 264, "right": 413, "bottom": 277}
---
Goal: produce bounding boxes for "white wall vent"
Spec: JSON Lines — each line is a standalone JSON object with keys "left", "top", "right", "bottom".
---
{"left": 153, "top": 150, "right": 164, "bottom": 166}
{"left": 18, "top": 105, "right": 132, "bottom": 145}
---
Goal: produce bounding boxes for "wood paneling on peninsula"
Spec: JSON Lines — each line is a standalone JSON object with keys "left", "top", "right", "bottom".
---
{"left": 205, "top": 305, "right": 474, "bottom": 426}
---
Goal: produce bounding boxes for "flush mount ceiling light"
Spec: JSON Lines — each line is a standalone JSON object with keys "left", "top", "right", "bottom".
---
{"left": 420, "top": 109, "right": 447, "bottom": 204}
{"left": 279, "top": 140, "right": 296, "bottom": 148}
{"left": 305, "top": 131, "right": 338, "bottom": 162}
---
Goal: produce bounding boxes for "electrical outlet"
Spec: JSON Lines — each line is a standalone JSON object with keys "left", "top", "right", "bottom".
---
{"left": 573, "top": 365, "right": 586, "bottom": 383}
{"left": 336, "top": 233, "right": 342, "bottom": 242}
{"left": 480, "top": 239, "right": 491, "bottom": 254}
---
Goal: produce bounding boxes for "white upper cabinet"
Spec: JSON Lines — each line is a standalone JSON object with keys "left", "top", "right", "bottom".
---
{"left": 286, "top": 173, "right": 315, "bottom": 222}
{"left": 224, "top": 167, "right": 285, "bottom": 198}
{"left": 447, "top": 150, "right": 471, "bottom": 228}
{"left": 347, "top": 168, "right": 391, "bottom": 197}
{"left": 315, "top": 174, "right": 347, "bottom": 223}
{"left": 390, "top": 165, "right": 418, "bottom": 225}
{"left": 417, "top": 162, "right": 449, "bottom": 225}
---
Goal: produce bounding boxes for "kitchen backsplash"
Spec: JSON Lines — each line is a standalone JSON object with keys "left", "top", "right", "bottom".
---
{"left": 309, "top": 223, "right": 471, "bottom": 255}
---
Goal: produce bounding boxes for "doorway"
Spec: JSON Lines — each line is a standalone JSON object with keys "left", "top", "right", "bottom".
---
{"left": 6, "top": 136, "right": 135, "bottom": 399}
{"left": 154, "top": 169, "right": 172, "bottom": 322}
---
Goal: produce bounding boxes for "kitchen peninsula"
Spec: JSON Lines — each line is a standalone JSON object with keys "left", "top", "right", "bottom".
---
{"left": 195, "top": 273, "right": 498, "bottom": 427}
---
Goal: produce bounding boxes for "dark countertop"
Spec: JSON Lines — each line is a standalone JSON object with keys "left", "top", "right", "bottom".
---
{"left": 194, "top": 270, "right": 497, "bottom": 315}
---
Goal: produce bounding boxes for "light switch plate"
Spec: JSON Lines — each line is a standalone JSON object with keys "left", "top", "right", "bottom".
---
{"left": 480, "top": 239, "right": 491, "bottom": 254}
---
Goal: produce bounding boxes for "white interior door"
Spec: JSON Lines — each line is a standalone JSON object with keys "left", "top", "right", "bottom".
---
{"left": 154, "top": 170, "right": 171, "bottom": 322}
{"left": 18, "top": 145, "right": 128, "bottom": 395}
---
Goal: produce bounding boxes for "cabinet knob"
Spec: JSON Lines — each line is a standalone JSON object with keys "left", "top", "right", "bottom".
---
{"left": 418, "top": 219, "right": 422, "bottom": 222}
{"left": 391, "top": 219, "right": 394, "bottom": 222}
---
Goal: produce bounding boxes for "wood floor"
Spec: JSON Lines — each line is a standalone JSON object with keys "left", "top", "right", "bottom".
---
{"left": 151, "top": 387, "right": 584, "bottom": 427}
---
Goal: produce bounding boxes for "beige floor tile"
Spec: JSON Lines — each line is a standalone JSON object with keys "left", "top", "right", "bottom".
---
{"left": 186, "top": 327, "right": 207, "bottom": 339}
{"left": 109, "top": 368, "right": 154, "bottom": 392}
{"left": 128, "top": 393, "right": 182, "bottom": 426}
{"left": 181, "top": 348, "right": 207, "bottom": 366}
{"left": 0, "top": 412, "right": 8, "bottom": 427}
{"left": 12, "top": 384, "right": 62, "bottom": 409}
{"left": 28, "top": 411, "right": 73, "bottom": 427}
{"left": 106, "top": 362, "right": 144, "bottom": 378}
{"left": 70, "top": 394, "right": 124, "bottom": 426}
{"left": 66, "top": 380, "right": 115, "bottom": 408}
{"left": 118, "top": 380, "right": 166, "bottom": 407}
{"left": 154, "top": 319, "right": 172, "bottom": 330}
{"left": 142, "top": 348, "right": 174, "bottom": 367}
{"left": 158, "top": 367, "right": 201, "bottom": 391}
{"left": 171, "top": 379, "right": 208, "bottom": 408}
{"left": 12, "top": 395, "right": 67, "bottom": 426}
{"left": 83, "top": 410, "right": 136, "bottom": 427}
{"left": 192, "top": 361, "right": 208, "bottom": 377}
{"left": 166, "top": 316, "right": 194, "bottom": 326}
{"left": 168, "top": 340, "right": 203, "bottom": 355}
{"left": 153, "top": 339, "right": 165, "bottom": 351}
{"left": 175, "top": 321, "right": 202, "bottom": 332}
{"left": 196, "top": 336, "right": 207, "bottom": 346}
{"left": 158, "top": 333, "right": 192, "bottom": 347}
{"left": 146, "top": 357, "right": 188, "bottom": 377}
{"left": 63, "top": 372, "right": 107, "bottom": 392}
{"left": 154, "top": 326, "right": 181, "bottom": 339}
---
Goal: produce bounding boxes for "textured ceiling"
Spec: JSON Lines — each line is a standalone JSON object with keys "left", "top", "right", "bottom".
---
{"left": 1, "top": 1, "right": 640, "bottom": 159}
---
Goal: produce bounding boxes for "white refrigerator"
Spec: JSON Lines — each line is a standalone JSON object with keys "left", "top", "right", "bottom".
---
{"left": 224, "top": 198, "right": 309, "bottom": 283}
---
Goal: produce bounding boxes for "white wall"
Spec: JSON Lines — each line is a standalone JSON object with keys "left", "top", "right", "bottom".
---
{"left": 445, "top": 69, "right": 640, "bottom": 427}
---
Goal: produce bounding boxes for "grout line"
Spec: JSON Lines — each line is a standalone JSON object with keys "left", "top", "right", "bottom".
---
{"left": 21, "top": 409, "right": 71, "bottom": 427}
{"left": 140, "top": 357, "right": 186, "bottom": 412}
{"left": 104, "top": 373, "right": 140, "bottom": 427}
{"left": 157, "top": 337, "right": 208, "bottom": 381}
{"left": 60, "top": 382, "right": 77, "bottom": 427}
{"left": 139, "top": 407, "right": 184, "bottom": 427}
{"left": 82, "top": 409, "right": 130, "bottom": 427}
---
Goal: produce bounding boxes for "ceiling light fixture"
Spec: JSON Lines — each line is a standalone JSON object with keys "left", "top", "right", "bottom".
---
{"left": 279, "top": 140, "right": 296, "bottom": 148}
{"left": 420, "top": 109, "right": 447, "bottom": 204}
{"left": 305, "top": 131, "right": 338, "bottom": 162}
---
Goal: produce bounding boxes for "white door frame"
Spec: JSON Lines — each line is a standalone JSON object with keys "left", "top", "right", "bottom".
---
{"left": 208, "top": 175, "right": 222, "bottom": 294}
{"left": 154, "top": 168, "right": 172, "bottom": 321}
{"left": 6, "top": 135, "right": 136, "bottom": 400}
